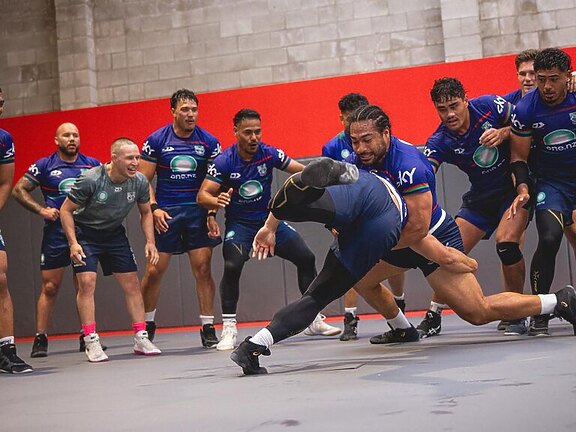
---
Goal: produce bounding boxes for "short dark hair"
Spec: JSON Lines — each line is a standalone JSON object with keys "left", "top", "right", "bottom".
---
{"left": 346, "top": 104, "right": 391, "bottom": 134}
{"left": 170, "top": 89, "right": 198, "bottom": 110}
{"left": 430, "top": 77, "right": 466, "bottom": 104}
{"left": 534, "top": 48, "right": 571, "bottom": 72}
{"left": 233, "top": 109, "right": 261, "bottom": 127}
{"left": 338, "top": 93, "right": 369, "bottom": 113}
{"left": 515, "top": 49, "right": 539, "bottom": 70}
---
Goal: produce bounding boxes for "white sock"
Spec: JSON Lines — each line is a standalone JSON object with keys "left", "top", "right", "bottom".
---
{"left": 430, "top": 302, "right": 446, "bottom": 314}
{"left": 200, "top": 315, "right": 214, "bottom": 326}
{"left": 393, "top": 294, "right": 405, "bottom": 301}
{"left": 387, "top": 310, "right": 411, "bottom": 329}
{"left": 539, "top": 294, "right": 557, "bottom": 315}
{"left": 249, "top": 328, "right": 274, "bottom": 349}
{"left": 344, "top": 307, "right": 357, "bottom": 316}
{"left": 0, "top": 336, "right": 14, "bottom": 346}
{"left": 145, "top": 309, "right": 156, "bottom": 322}
{"left": 222, "top": 314, "right": 237, "bottom": 325}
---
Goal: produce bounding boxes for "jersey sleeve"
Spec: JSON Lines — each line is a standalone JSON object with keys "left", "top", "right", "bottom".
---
{"left": 399, "top": 159, "right": 432, "bottom": 196}
{"left": 136, "top": 174, "right": 151, "bottom": 204}
{"left": 208, "top": 136, "right": 222, "bottom": 162}
{"left": 206, "top": 154, "right": 229, "bottom": 185}
{"left": 24, "top": 158, "right": 47, "bottom": 185}
{"left": 67, "top": 171, "right": 97, "bottom": 206}
{"left": 0, "top": 131, "right": 15, "bottom": 165}
{"left": 141, "top": 133, "right": 160, "bottom": 163}
{"left": 272, "top": 146, "right": 291, "bottom": 170}
{"left": 423, "top": 133, "right": 447, "bottom": 171}
{"left": 488, "top": 94, "right": 513, "bottom": 127}
{"left": 510, "top": 95, "right": 533, "bottom": 139}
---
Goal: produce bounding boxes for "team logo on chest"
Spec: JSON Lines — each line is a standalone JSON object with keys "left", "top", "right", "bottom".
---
{"left": 473, "top": 146, "right": 499, "bottom": 168}
{"left": 170, "top": 155, "right": 197, "bottom": 173}
{"left": 239, "top": 180, "right": 263, "bottom": 199}
{"left": 96, "top": 191, "right": 108, "bottom": 203}
{"left": 194, "top": 145, "right": 205, "bottom": 156}
{"left": 257, "top": 164, "right": 267, "bottom": 176}
{"left": 570, "top": 112, "right": 576, "bottom": 125}
{"left": 340, "top": 149, "right": 350, "bottom": 159}
{"left": 58, "top": 178, "right": 76, "bottom": 194}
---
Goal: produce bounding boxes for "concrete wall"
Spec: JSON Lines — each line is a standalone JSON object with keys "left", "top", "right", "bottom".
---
{"left": 1, "top": 0, "right": 576, "bottom": 116}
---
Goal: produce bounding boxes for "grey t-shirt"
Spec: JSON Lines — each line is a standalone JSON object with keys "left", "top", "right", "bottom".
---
{"left": 68, "top": 164, "right": 150, "bottom": 231}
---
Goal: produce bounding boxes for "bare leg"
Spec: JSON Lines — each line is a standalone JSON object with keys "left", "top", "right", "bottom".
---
{"left": 36, "top": 268, "right": 66, "bottom": 333}
{"left": 0, "top": 251, "right": 13, "bottom": 338}
{"left": 114, "top": 272, "right": 145, "bottom": 323}
{"left": 140, "top": 252, "right": 171, "bottom": 312}
{"left": 75, "top": 271, "right": 97, "bottom": 325}
{"left": 188, "top": 247, "right": 216, "bottom": 316}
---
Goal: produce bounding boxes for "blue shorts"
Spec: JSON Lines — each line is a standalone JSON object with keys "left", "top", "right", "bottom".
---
{"left": 155, "top": 205, "right": 222, "bottom": 254}
{"left": 534, "top": 177, "right": 576, "bottom": 226}
{"left": 326, "top": 173, "right": 404, "bottom": 280}
{"left": 224, "top": 218, "right": 300, "bottom": 252}
{"left": 40, "top": 222, "right": 71, "bottom": 270}
{"left": 385, "top": 211, "right": 464, "bottom": 277}
{"left": 456, "top": 188, "right": 518, "bottom": 239}
{"left": 72, "top": 224, "right": 137, "bottom": 276}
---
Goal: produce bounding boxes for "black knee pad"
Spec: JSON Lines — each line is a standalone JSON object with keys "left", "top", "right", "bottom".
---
{"left": 496, "top": 242, "right": 522, "bottom": 266}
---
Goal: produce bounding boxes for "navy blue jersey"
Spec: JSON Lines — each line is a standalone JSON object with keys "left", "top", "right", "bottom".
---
{"left": 322, "top": 131, "right": 353, "bottom": 161}
{"left": 25, "top": 152, "right": 101, "bottom": 210}
{"left": 511, "top": 89, "right": 576, "bottom": 179}
{"left": 425, "top": 95, "right": 514, "bottom": 194}
{"left": 206, "top": 142, "right": 291, "bottom": 222}
{"left": 347, "top": 136, "right": 445, "bottom": 231}
{"left": 503, "top": 89, "right": 522, "bottom": 105}
{"left": 0, "top": 128, "right": 15, "bottom": 166}
{"left": 141, "top": 124, "right": 221, "bottom": 207}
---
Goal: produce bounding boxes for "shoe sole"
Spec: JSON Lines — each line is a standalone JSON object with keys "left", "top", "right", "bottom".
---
{"left": 30, "top": 351, "right": 48, "bottom": 358}
{"left": 417, "top": 328, "right": 441, "bottom": 338}
{"left": 0, "top": 367, "right": 34, "bottom": 374}
{"left": 216, "top": 344, "right": 235, "bottom": 351}
{"left": 230, "top": 351, "right": 268, "bottom": 375}
{"left": 87, "top": 357, "right": 108, "bottom": 363}
{"left": 134, "top": 350, "right": 161, "bottom": 356}
{"left": 304, "top": 329, "right": 342, "bottom": 336}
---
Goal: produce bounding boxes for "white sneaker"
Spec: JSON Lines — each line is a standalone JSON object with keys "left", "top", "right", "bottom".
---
{"left": 304, "top": 314, "right": 342, "bottom": 336}
{"left": 84, "top": 333, "right": 109, "bottom": 362}
{"left": 216, "top": 321, "right": 237, "bottom": 351}
{"left": 134, "top": 331, "right": 161, "bottom": 356}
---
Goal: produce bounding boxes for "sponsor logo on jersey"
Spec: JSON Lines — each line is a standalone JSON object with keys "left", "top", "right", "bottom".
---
{"left": 162, "top": 146, "right": 175, "bottom": 153}
{"left": 28, "top": 163, "right": 40, "bottom": 176}
{"left": 230, "top": 172, "right": 241, "bottom": 179}
{"left": 493, "top": 96, "right": 507, "bottom": 114}
{"left": 340, "top": 149, "right": 350, "bottom": 159}
{"left": 570, "top": 112, "right": 576, "bottom": 125}
{"left": 257, "top": 164, "right": 267, "bottom": 176}
{"left": 170, "top": 155, "right": 197, "bottom": 173}
{"left": 50, "top": 170, "right": 62, "bottom": 177}
{"left": 96, "top": 191, "right": 108, "bottom": 203}
{"left": 142, "top": 141, "right": 152, "bottom": 155}
{"left": 536, "top": 192, "right": 546, "bottom": 203}
{"left": 473, "top": 146, "right": 499, "bottom": 168}
{"left": 510, "top": 113, "right": 525, "bottom": 130}
{"left": 194, "top": 145, "right": 205, "bottom": 156}
{"left": 398, "top": 167, "right": 416, "bottom": 186}
{"left": 114, "top": 187, "right": 123, "bottom": 192}
{"left": 58, "top": 178, "right": 76, "bottom": 194}
{"left": 481, "top": 121, "right": 493, "bottom": 131}
{"left": 542, "top": 129, "right": 576, "bottom": 147}
{"left": 225, "top": 230, "right": 235, "bottom": 240}
{"left": 454, "top": 148, "right": 465, "bottom": 154}
{"left": 239, "top": 180, "right": 263, "bottom": 199}
{"left": 127, "top": 192, "right": 135, "bottom": 202}
{"left": 207, "top": 164, "right": 220, "bottom": 178}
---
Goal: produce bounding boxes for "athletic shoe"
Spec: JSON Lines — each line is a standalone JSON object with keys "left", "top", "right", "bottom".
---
{"left": 504, "top": 319, "right": 528, "bottom": 336}
{"left": 339, "top": 313, "right": 359, "bottom": 341}
{"left": 31, "top": 333, "right": 48, "bottom": 358}
{"left": 301, "top": 158, "right": 359, "bottom": 188}
{"left": 0, "top": 344, "right": 33, "bottom": 374}
{"left": 416, "top": 310, "right": 442, "bottom": 338}
{"left": 395, "top": 298, "right": 406, "bottom": 314}
{"left": 134, "top": 332, "right": 161, "bottom": 356}
{"left": 528, "top": 314, "right": 550, "bottom": 336}
{"left": 146, "top": 321, "right": 157, "bottom": 342}
{"left": 370, "top": 325, "right": 420, "bottom": 344}
{"left": 79, "top": 333, "right": 108, "bottom": 352}
{"left": 304, "top": 313, "right": 342, "bottom": 336}
{"left": 216, "top": 321, "right": 237, "bottom": 351}
{"left": 230, "top": 337, "right": 270, "bottom": 375}
{"left": 83, "top": 334, "right": 108, "bottom": 363}
{"left": 554, "top": 285, "right": 576, "bottom": 334}
{"left": 200, "top": 323, "right": 219, "bottom": 348}
{"left": 497, "top": 320, "right": 509, "bottom": 331}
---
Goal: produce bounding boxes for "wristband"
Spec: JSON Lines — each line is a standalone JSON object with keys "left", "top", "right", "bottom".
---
{"left": 510, "top": 161, "right": 531, "bottom": 188}
{"left": 150, "top": 203, "right": 160, "bottom": 212}
{"left": 207, "top": 211, "right": 217, "bottom": 218}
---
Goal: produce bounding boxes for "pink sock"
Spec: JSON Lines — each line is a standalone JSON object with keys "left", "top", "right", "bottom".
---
{"left": 132, "top": 322, "right": 146, "bottom": 334}
{"left": 82, "top": 322, "right": 96, "bottom": 336}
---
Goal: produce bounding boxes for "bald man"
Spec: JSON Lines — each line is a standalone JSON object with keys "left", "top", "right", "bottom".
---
{"left": 12, "top": 123, "right": 101, "bottom": 357}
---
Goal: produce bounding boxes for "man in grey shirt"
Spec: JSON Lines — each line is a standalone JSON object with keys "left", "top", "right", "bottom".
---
{"left": 60, "top": 137, "right": 161, "bottom": 362}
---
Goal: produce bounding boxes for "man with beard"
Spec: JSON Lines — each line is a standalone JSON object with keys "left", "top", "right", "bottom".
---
{"left": 12, "top": 123, "right": 101, "bottom": 357}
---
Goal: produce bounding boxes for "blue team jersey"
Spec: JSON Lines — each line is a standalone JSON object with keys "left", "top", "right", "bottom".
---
{"left": 511, "top": 89, "right": 576, "bottom": 179}
{"left": 322, "top": 131, "right": 354, "bottom": 161}
{"left": 503, "top": 89, "right": 522, "bottom": 105}
{"left": 24, "top": 152, "right": 101, "bottom": 210}
{"left": 206, "top": 142, "right": 291, "bottom": 222}
{"left": 0, "top": 128, "right": 15, "bottom": 165}
{"left": 425, "top": 95, "right": 514, "bottom": 194}
{"left": 347, "top": 136, "right": 445, "bottom": 231}
{"left": 141, "top": 124, "right": 221, "bottom": 207}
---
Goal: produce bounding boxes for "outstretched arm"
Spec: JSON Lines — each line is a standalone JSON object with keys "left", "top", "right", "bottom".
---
{"left": 411, "top": 234, "right": 478, "bottom": 273}
{"left": 252, "top": 213, "right": 281, "bottom": 260}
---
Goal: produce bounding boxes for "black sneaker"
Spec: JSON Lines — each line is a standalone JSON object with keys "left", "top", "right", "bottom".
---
{"left": 528, "top": 314, "right": 550, "bottom": 336}
{"left": 79, "top": 333, "right": 108, "bottom": 352}
{"left": 554, "top": 285, "right": 576, "bottom": 335}
{"left": 31, "top": 333, "right": 48, "bottom": 358}
{"left": 200, "top": 323, "right": 219, "bottom": 348}
{"left": 230, "top": 337, "right": 270, "bottom": 375}
{"left": 339, "top": 313, "right": 359, "bottom": 341}
{"left": 416, "top": 310, "right": 442, "bottom": 338}
{"left": 504, "top": 319, "right": 528, "bottom": 336}
{"left": 370, "top": 325, "right": 420, "bottom": 344}
{"left": 395, "top": 298, "right": 406, "bottom": 314}
{"left": 301, "top": 158, "right": 359, "bottom": 188}
{"left": 0, "top": 344, "right": 33, "bottom": 374}
{"left": 146, "top": 321, "right": 157, "bottom": 342}
{"left": 496, "top": 320, "right": 509, "bottom": 331}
